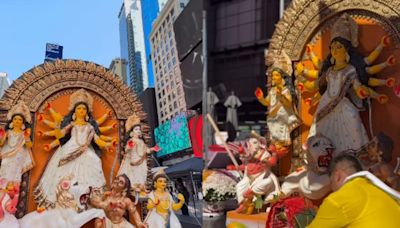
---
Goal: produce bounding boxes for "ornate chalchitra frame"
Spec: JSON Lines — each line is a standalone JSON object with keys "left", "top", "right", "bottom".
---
{"left": 266, "top": 0, "right": 400, "bottom": 174}
{"left": 0, "top": 59, "right": 152, "bottom": 217}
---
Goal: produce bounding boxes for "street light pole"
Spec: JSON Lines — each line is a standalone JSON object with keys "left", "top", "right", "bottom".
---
{"left": 202, "top": 9, "right": 209, "bottom": 168}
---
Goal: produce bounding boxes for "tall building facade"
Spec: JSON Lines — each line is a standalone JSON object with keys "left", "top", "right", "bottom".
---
{"left": 119, "top": 0, "right": 148, "bottom": 94}
{"left": 150, "top": 0, "right": 189, "bottom": 124}
{"left": 0, "top": 72, "right": 10, "bottom": 98}
{"left": 141, "top": 0, "right": 168, "bottom": 88}
{"left": 109, "top": 58, "right": 128, "bottom": 82}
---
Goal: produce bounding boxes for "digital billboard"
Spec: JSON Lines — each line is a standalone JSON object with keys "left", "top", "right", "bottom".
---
{"left": 154, "top": 113, "right": 191, "bottom": 157}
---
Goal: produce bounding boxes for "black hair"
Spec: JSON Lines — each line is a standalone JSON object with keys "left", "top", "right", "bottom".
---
{"left": 5, "top": 114, "right": 32, "bottom": 139}
{"left": 377, "top": 132, "right": 393, "bottom": 163}
{"left": 319, "top": 37, "right": 369, "bottom": 94}
{"left": 60, "top": 102, "right": 102, "bottom": 157}
{"left": 328, "top": 153, "right": 363, "bottom": 176}
{"left": 118, "top": 174, "right": 135, "bottom": 203}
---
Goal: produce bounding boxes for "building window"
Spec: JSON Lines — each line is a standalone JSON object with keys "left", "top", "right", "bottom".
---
{"left": 180, "top": 2, "right": 185, "bottom": 8}
{"left": 174, "top": 101, "right": 178, "bottom": 109}
{"left": 172, "top": 57, "right": 176, "bottom": 66}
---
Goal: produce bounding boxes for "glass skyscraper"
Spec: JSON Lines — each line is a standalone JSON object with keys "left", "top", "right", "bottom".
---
{"left": 118, "top": 0, "right": 148, "bottom": 94}
{"left": 141, "top": 0, "right": 168, "bottom": 88}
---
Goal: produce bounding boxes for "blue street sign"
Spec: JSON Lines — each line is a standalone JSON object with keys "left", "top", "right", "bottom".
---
{"left": 45, "top": 43, "right": 63, "bottom": 61}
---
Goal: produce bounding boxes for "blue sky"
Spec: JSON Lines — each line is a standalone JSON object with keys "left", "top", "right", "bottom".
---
{"left": 0, "top": 0, "right": 122, "bottom": 81}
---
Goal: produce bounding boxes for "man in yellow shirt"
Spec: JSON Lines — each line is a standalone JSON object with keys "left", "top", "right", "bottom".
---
{"left": 308, "top": 153, "right": 400, "bottom": 228}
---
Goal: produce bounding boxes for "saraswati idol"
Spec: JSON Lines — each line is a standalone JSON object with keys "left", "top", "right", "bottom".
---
{"left": 0, "top": 101, "right": 35, "bottom": 189}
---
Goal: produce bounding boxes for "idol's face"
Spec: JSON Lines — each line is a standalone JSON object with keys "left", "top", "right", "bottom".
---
{"left": 74, "top": 104, "right": 88, "bottom": 119}
{"left": 271, "top": 71, "right": 283, "bottom": 86}
{"left": 132, "top": 125, "right": 142, "bottom": 137}
{"left": 330, "top": 41, "right": 347, "bottom": 62}
{"left": 112, "top": 175, "right": 126, "bottom": 191}
{"left": 12, "top": 115, "right": 24, "bottom": 130}
{"left": 155, "top": 177, "right": 167, "bottom": 190}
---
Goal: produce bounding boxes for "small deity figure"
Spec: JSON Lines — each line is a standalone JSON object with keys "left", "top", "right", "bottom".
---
{"left": 117, "top": 114, "right": 159, "bottom": 194}
{"left": 255, "top": 51, "right": 301, "bottom": 155}
{"left": 281, "top": 134, "right": 336, "bottom": 200}
{"left": 232, "top": 134, "right": 280, "bottom": 214}
{"left": 146, "top": 169, "right": 184, "bottom": 228}
{"left": 371, "top": 163, "right": 400, "bottom": 192}
{"left": 0, "top": 101, "right": 35, "bottom": 189}
{"left": 0, "top": 178, "right": 19, "bottom": 228}
{"left": 35, "top": 89, "right": 116, "bottom": 210}
{"left": 356, "top": 132, "right": 393, "bottom": 170}
{"left": 296, "top": 14, "right": 396, "bottom": 153}
{"left": 88, "top": 174, "right": 147, "bottom": 228}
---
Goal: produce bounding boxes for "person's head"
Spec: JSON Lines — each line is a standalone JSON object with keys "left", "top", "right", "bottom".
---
{"left": 247, "top": 136, "right": 261, "bottom": 153}
{"left": 177, "top": 178, "right": 183, "bottom": 184}
{"left": 6, "top": 101, "right": 32, "bottom": 132}
{"left": 74, "top": 102, "right": 89, "bottom": 121}
{"left": 328, "top": 153, "right": 363, "bottom": 191}
{"left": 320, "top": 36, "right": 368, "bottom": 86}
{"left": 271, "top": 70, "right": 284, "bottom": 86}
{"left": 7, "top": 114, "right": 29, "bottom": 131}
{"left": 153, "top": 174, "right": 168, "bottom": 190}
{"left": 112, "top": 174, "right": 131, "bottom": 193}
{"left": 329, "top": 37, "right": 351, "bottom": 63}
{"left": 131, "top": 124, "right": 142, "bottom": 138}
{"left": 65, "top": 101, "right": 93, "bottom": 124}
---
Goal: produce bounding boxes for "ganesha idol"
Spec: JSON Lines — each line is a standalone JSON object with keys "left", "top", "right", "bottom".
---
{"left": 227, "top": 134, "right": 280, "bottom": 214}
{"left": 281, "top": 134, "right": 336, "bottom": 200}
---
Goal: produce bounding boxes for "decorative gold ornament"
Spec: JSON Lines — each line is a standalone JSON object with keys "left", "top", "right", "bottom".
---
{"left": 7, "top": 101, "right": 31, "bottom": 124}
{"left": 271, "top": 50, "right": 293, "bottom": 76}
{"left": 153, "top": 168, "right": 166, "bottom": 180}
{"left": 125, "top": 113, "right": 141, "bottom": 132}
{"left": 68, "top": 89, "right": 94, "bottom": 112}
{"left": 331, "top": 13, "right": 359, "bottom": 47}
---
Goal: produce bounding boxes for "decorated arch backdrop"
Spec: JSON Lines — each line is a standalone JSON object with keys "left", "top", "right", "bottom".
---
{"left": 267, "top": 0, "right": 400, "bottom": 174}
{"left": 0, "top": 59, "right": 151, "bottom": 217}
